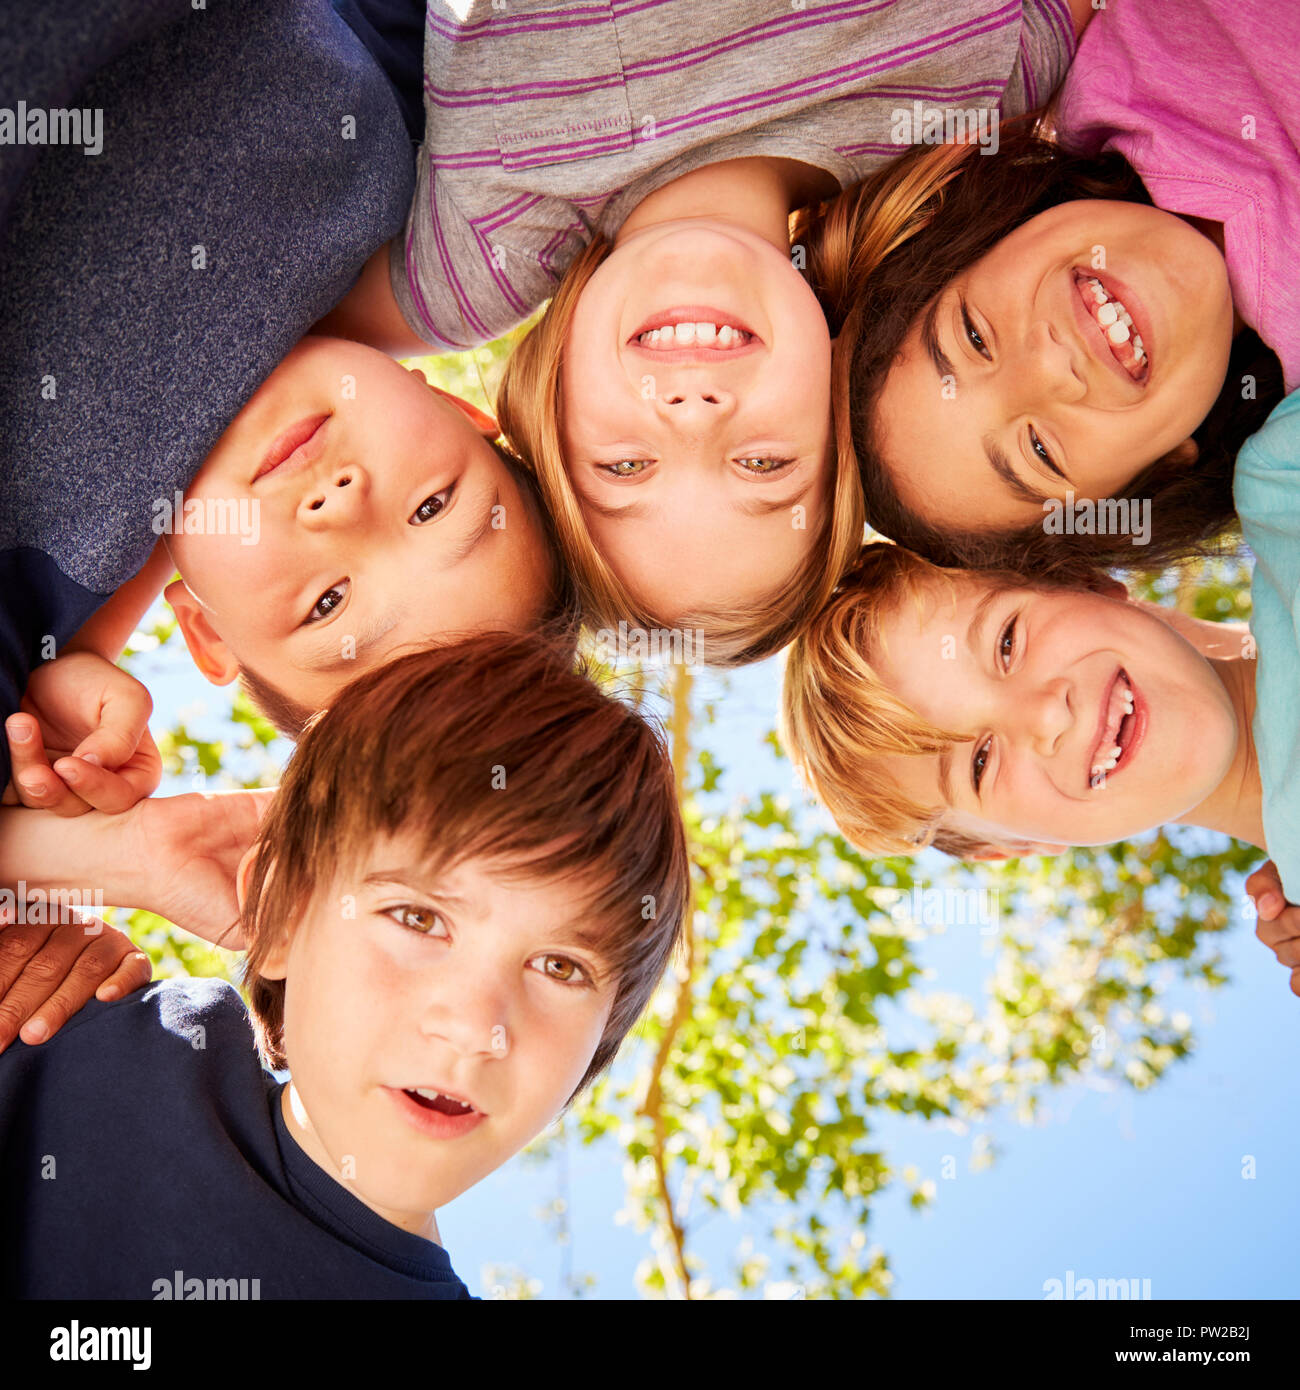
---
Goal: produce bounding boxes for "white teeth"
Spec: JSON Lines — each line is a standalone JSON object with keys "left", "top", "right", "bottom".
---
{"left": 413, "top": 1087, "right": 471, "bottom": 1110}
{"left": 1097, "top": 302, "right": 1118, "bottom": 326}
{"left": 717, "top": 325, "right": 734, "bottom": 346}
{"left": 1107, "top": 320, "right": 1131, "bottom": 345}
{"left": 673, "top": 322, "right": 696, "bottom": 344}
{"left": 694, "top": 321, "right": 716, "bottom": 343}
{"left": 1132, "top": 335, "right": 1145, "bottom": 359}
{"left": 1090, "top": 281, "right": 1107, "bottom": 304}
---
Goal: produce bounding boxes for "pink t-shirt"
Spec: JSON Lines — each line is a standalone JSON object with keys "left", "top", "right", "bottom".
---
{"left": 1055, "top": 0, "right": 1300, "bottom": 391}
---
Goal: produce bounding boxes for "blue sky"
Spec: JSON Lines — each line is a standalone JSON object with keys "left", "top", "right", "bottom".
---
{"left": 136, "top": 613, "right": 1300, "bottom": 1300}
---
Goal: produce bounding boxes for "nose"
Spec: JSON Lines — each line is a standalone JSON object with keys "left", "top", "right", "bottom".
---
{"left": 652, "top": 377, "right": 737, "bottom": 425}
{"left": 1017, "top": 319, "right": 1086, "bottom": 403}
{"left": 297, "top": 462, "right": 371, "bottom": 528}
{"left": 419, "top": 965, "right": 510, "bottom": 1060}
{"left": 1022, "top": 675, "right": 1073, "bottom": 759}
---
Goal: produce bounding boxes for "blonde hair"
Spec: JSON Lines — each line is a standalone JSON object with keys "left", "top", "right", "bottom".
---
{"left": 495, "top": 235, "right": 866, "bottom": 667}
{"left": 780, "top": 541, "right": 1004, "bottom": 859}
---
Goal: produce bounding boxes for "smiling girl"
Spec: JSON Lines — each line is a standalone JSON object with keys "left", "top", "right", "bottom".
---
{"left": 793, "top": 0, "right": 1297, "bottom": 576}
{"left": 325, "top": 1, "right": 1087, "bottom": 662}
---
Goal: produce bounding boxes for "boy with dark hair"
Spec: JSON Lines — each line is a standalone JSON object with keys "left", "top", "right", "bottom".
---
{"left": 0, "top": 632, "right": 689, "bottom": 1297}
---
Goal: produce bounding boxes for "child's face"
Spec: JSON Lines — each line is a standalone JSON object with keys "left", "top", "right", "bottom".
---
{"left": 167, "top": 338, "right": 553, "bottom": 709}
{"left": 560, "top": 220, "right": 833, "bottom": 619}
{"left": 870, "top": 575, "right": 1238, "bottom": 851}
{"left": 871, "top": 200, "right": 1234, "bottom": 534}
{"left": 266, "top": 841, "right": 616, "bottom": 1232}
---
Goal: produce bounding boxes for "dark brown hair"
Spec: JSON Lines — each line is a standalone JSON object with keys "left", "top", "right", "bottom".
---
{"left": 797, "top": 123, "right": 1284, "bottom": 579}
{"left": 240, "top": 631, "right": 690, "bottom": 1095}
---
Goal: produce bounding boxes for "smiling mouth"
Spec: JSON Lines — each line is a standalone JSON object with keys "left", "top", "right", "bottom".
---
{"left": 1088, "top": 668, "right": 1139, "bottom": 789}
{"left": 629, "top": 306, "right": 758, "bottom": 353}
{"left": 1073, "top": 271, "right": 1149, "bottom": 383}
{"left": 254, "top": 413, "right": 331, "bottom": 483}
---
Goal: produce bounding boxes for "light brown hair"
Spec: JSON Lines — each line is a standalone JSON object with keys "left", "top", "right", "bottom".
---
{"left": 240, "top": 631, "right": 691, "bottom": 1094}
{"left": 782, "top": 542, "right": 1113, "bottom": 859}
{"left": 495, "top": 237, "right": 866, "bottom": 668}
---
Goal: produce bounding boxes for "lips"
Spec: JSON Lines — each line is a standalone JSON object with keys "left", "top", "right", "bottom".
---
{"left": 1087, "top": 668, "right": 1146, "bottom": 790}
{"left": 254, "top": 413, "right": 331, "bottom": 483}
{"left": 1071, "top": 269, "right": 1152, "bottom": 387}
{"left": 628, "top": 304, "right": 760, "bottom": 362}
{"left": 386, "top": 1085, "right": 487, "bottom": 1140}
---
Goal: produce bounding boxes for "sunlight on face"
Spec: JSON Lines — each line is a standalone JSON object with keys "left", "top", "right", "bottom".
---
{"left": 561, "top": 220, "right": 833, "bottom": 618}
{"left": 871, "top": 573, "right": 1236, "bottom": 850}
{"left": 168, "top": 338, "right": 553, "bottom": 708}
{"left": 272, "top": 844, "right": 616, "bottom": 1231}
{"left": 871, "top": 201, "right": 1233, "bottom": 535}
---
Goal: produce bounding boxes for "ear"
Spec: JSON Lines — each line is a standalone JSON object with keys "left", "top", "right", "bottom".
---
{"left": 236, "top": 843, "right": 291, "bottom": 979}
{"left": 1084, "top": 573, "right": 1128, "bottom": 601}
{"left": 422, "top": 380, "right": 499, "bottom": 437}
{"left": 165, "top": 579, "right": 240, "bottom": 686}
{"left": 966, "top": 840, "right": 1068, "bottom": 862}
{"left": 1162, "top": 437, "right": 1199, "bottom": 470}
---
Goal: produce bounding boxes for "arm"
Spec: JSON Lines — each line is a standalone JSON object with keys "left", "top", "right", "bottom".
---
{"left": 0, "top": 788, "right": 275, "bottom": 950}
{"left": 311, "top": 240, "right": 435, "bottom": 358}
{"left": 64, "top": 537, "right": 175, "bottom": 664}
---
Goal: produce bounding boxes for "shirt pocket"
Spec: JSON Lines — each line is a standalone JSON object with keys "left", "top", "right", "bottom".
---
{"left": 488, "top": 0, "right": 633, "bottom": 171}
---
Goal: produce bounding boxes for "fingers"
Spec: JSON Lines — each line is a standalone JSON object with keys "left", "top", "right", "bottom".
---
{"left": 9, "top": 920, "right": 148, "bottom": 1048}
{"left": 1292, "top": 967, "right": 1300, "bottom": 999}
{"left": 1245, "top": 860, "right": 1285, "bottom": 921}
{"left": 94, "top": 946, "right": 153, "bottom": 1003}
{"left": 5, "top": 715, "right": 91, "bottom": 816}
{"left": 0, "top": 918, "right": 67, "bottom": 1051}
{"left": 72, "top": 669, "right": 153, "bottom": 774}
{"left": 52, "top": 743, "right": 158, "bottom": 815}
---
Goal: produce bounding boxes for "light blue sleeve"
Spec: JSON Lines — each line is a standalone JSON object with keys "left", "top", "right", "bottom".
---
{"left": 1233, "top": 388, "right": 1300, "bottom": 900}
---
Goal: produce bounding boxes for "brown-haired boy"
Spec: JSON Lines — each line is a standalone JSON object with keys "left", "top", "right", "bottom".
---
{"left": 0, "top": 632, "right": 689, "bottom": 1297}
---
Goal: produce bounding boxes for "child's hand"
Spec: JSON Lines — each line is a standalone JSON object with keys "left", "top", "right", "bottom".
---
{"left": 1245, "top": 859, "right": 1300, "bottom": 998}
{"left": 0, "top": 909, "right": 151, "bottom": 1053}
{"left": 3, "top": 651, "right": 161, "bottom": 816}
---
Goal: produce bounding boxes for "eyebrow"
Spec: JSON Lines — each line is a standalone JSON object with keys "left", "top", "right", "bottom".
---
{"left": 923, "top": 296, "right": 1062, "bottom": 508}
{"left": 446, "top": 485, "right": 500, "bottom": 565}
{"left": 933, "top": 589, "right": 1004, "bottom": 806}
{"left": 301, "top": 609, "right": 403, "bottom": 673}
{"left": 365, "top": 867, "right": 613, "bottom": 960}
{"left": 582, "top": 477, "right": 812, "bottom": 522}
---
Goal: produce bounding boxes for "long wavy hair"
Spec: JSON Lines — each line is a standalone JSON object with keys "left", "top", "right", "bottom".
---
{"left": 794, "top": 122, "right": 1284, "bottom": 580}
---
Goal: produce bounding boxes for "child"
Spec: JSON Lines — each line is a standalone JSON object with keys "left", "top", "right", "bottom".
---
{"left": 0, "top": 336, "right": 578, "bottom": 815}
{"left": 791, "top": 0, "right": 1297, "bottom": 576}
{"left": 323, "top": 2, "right": 1086, "bottom": 663}
{"left": 779, "top": 535, "right": 1300, "bottom": 995}
{"left": 0, "top": 631, "right": 690, "bottom": 1297}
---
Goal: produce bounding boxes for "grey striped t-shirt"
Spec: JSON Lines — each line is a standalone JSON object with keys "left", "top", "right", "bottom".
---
{"left": 391, "top": 0, "right": 1076, "bottom": 349}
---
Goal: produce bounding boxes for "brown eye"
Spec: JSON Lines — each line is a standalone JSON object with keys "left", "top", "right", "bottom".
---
{"left": 396, "top": 906, "right": 443, "bottom": 935}
{"left": 532, "top": 953, "right": 588, "bottom": 986}
{"left": 410, "top": 486, "right": 453, "bottom": 525}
